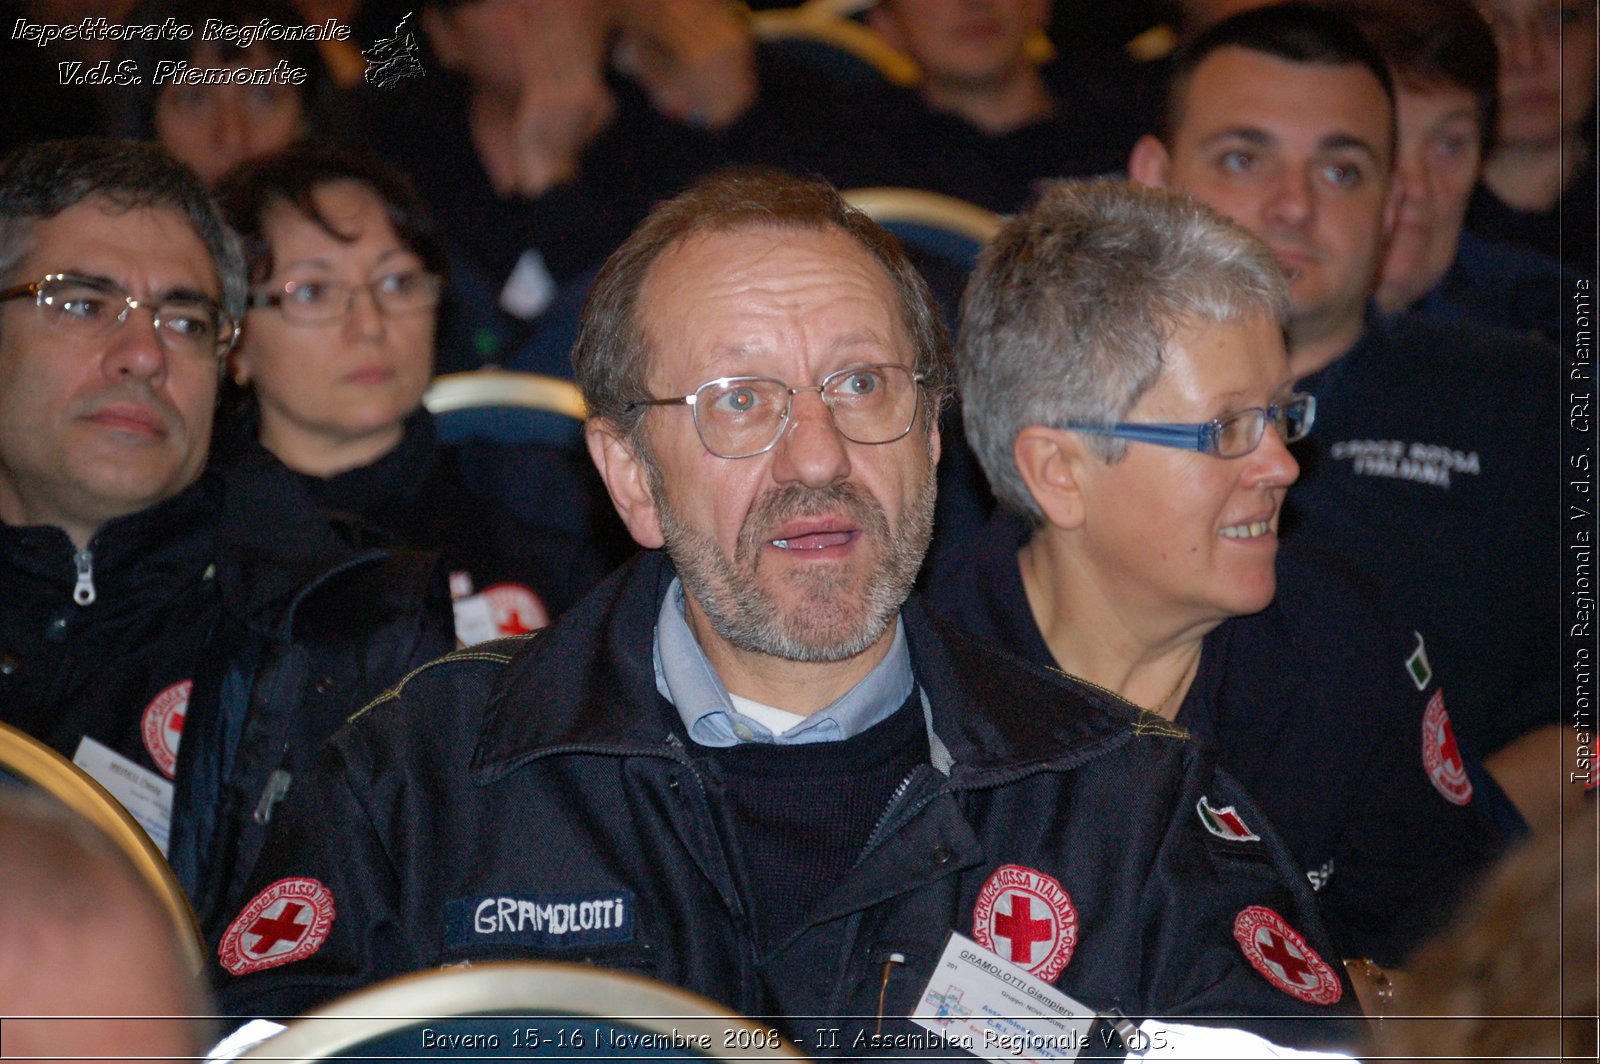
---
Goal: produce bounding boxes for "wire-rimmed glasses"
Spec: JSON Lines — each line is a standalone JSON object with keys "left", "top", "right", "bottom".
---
{"left": 248, "top": 268, "right": 442, "bottom": 324}
{"left": 628, "top": 363, "right": 927, "bottom": 459}
{"left": 0, "top": 273, "right": 238, "bottom": 359}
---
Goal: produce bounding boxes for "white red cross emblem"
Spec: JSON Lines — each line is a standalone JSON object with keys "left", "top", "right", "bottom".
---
{"left": 140, "top": 679, "right": 190, "bottom": 779}
{"left": 218, "top": 877, "right": 336, "bottom": 976}
{"left": 1421, "top": 690, "right": 1473, "bottom": 805}
{"left": 1232, "top": 906, "right": 1341, "bottom": 1005}
{"left": 972, "top": 864, "right": 1078, "bottom": 981}
{"left": 480, "top": 583, "right": 550, "bottom": 636}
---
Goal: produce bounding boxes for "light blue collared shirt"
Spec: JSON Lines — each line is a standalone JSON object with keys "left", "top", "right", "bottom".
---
{"left": 652, "top": 577, "right": 914, "bottom": 747}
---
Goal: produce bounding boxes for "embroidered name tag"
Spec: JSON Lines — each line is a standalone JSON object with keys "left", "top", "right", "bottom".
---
{"left": 446, "top": 892, "right": 636, "bottom": 951}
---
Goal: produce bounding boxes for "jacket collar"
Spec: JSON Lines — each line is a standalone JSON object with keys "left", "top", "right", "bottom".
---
{"left": 302, "top": 409, "right": 439, "bottom": 520}
{"left": 472, "top": 549, "right": 1149, "bottom": 786}
{"left": 0, "top": 451, "right": 425, "bottom": 644}
{"left": 1, "top": 477, "right": 216, "bottom": 601}
{"left": 1297, "top": 301, "right": 1384, "bottom": 401}
{"left": 211, "top": 445, "right": 397, "bottom": 641}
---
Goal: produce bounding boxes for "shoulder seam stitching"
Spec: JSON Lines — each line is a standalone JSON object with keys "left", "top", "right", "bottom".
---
{"left": 346, "top": 634, "right": 538, "bottom": 723}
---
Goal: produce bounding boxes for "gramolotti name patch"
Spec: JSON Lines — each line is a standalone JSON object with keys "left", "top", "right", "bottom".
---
{"left": 446, "top": 891, "right": 636, "bottom": 951}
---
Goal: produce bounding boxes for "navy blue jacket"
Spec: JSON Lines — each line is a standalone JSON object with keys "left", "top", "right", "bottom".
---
{"left": 926, "top": 512, "right": 1515, "bottom": 965}
{"left": 215, "top": 550, "right": 1361, "bottom": 1051}
{"left": 1409, "top": 231, "right": 1568, "bottom": 345}
{"left": 294, "top": 410, "right": 607, "bottom": 622}
{"left": 0, "top": 448, "right": 456, "bottom": 936}
{"left": 1290, "top": 313, "right": 1560, "bottom": 758}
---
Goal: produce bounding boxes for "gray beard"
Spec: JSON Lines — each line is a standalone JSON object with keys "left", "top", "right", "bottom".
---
{"left": 655, "top": 463, "right": 936, "bottom": 664}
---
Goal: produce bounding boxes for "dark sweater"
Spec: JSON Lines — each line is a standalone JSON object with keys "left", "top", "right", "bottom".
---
{"left": 694, "top": 692, "right": 925, "bottom": 954}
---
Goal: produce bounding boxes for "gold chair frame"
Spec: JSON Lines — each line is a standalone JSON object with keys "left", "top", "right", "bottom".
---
{"left": 0, "top": 721, "right": 205, "bottom": 973}
{"left": 842, "top": 187, "right": 1003, "bottom": 244}
{"left": 423, "top": 371, "right": 589, "bottom": 422}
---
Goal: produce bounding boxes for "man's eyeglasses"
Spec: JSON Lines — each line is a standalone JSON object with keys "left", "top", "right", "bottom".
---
{"left": 1060, "top": 393, "right": 1316, "bottom": 459}
{"left": 627, "top": 363, "right": 927, "bottom": 460}
{"left": 248, "top": 268, "right": 442, "bottom": 324}
{"left": 0, "top": 273, "right": 238, "bottom": 360}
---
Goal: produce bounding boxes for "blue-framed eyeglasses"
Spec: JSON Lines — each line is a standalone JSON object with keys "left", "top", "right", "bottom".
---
{"left": 1060, "top": 393, "right": 1316, "bottom": 459}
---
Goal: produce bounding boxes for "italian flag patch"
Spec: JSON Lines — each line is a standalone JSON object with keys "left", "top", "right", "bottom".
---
{"left": 1405, "top": 632, "right": 1432, "bottom": 691}
{"left": 1197, "top": 796, "right": 1260, "bottom": 842}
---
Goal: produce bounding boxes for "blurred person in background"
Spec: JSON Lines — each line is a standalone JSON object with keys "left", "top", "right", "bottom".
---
{"left": 869, "top": 0, "right": 1056, "bottom": 138}
{"left": 117, "top": 0, "right": 337, "bottom": 188}
{"left": 609, "top": 0, "right": 759, "bottom": 133}
{"left": 1331, "top": 0, "right": 1565, "bottom": 342}
{"left": 220, "top": 141, "right": 604, "bottom": 639}
{"left": 790, "top": 0, "right": 1140, "bottom": 212}
{"left": 1367, "top": 801, "right": 1597, "bottom": 1062}
{"left": 1467, "top": 0, "right": 1597, "bottom": 274}
{"left": 354, "top": 0, "right": 721, "bottom": 373}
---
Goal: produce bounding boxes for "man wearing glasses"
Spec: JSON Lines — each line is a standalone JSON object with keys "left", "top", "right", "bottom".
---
{"left": 0, "top": 139, "right": 453, "bottom": 940}
{"left": 217, "top": 170, "right": 1359, "bottom": 1050}
{"left": 928, "top": 179, "right": 1512, "bottom": 1013}
{"left": 1126, "top": 4, "right": 1561, "bottom": 832}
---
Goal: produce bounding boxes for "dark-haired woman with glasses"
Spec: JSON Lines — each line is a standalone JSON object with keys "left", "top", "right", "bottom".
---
{"left": 219, "top": 142, "right": 603, "bottom": 638}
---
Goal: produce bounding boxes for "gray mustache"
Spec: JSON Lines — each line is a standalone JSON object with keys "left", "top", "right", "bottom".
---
{"left": 736, "top": 482, "right": 889, "bottom": 564}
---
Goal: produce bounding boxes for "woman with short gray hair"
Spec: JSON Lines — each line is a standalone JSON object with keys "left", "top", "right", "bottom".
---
{"left": 929, "top": 179, "right": 1520, "bottom": 1004}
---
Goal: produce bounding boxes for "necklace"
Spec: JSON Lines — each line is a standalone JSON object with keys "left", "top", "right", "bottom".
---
{"left": 1151, "top": 653, "right": 1200, "bottom": 717}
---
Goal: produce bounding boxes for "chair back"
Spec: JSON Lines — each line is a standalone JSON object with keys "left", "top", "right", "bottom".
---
{"left": 843, "top": 187, "right": 1001, "bottom": 261}
{"left": 842, "top": 187, "right": 1001, "bottom": 329}
{"left": 424, "top": 371, "right": 588, "bottom": 449}
{"left": 749, "top": 7, "right": 918, "bottom": 86}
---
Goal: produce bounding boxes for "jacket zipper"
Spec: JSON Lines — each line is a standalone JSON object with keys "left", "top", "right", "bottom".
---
{"left": 253, "top": 768, "right": 293, "bottom": 825}
{"left": 72, "top": 549, "right": 96, "bottom": 606}
{"left": 862, "top": 771, "right": 920, "bottom": 856}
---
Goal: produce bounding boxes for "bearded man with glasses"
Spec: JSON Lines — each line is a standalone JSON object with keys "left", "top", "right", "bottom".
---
{"left": 0, "top": 139, "right": 454, "bottom": 943}
{"left": 218, "top": 170, "right": 1362, "bottom": 1053}
{"left": 929, "top": 178, "right": 1518, "bottom": 1017}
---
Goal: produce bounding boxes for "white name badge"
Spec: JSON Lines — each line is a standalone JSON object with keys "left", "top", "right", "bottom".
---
{"left": 452, "top": 593, "right": 501, "bottom": 647}
{"left": 912, "top": 931, "right": 1099, "bottom": 1061}
{"left": 72, "top": 735, "right": 174, "bottom": 855}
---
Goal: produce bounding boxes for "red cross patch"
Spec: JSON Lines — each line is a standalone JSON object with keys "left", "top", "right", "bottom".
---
{"left": 218, "top": 877, "right": 336, "bottom": 976}
{"left": 480, "top": 583, "right": 550, "bottom": 636}
{"left": 1421, "top": 690, "right": 1473, "bottom": 805}
{"left": 140, "top": 679, "right": 190, "bottom": 780}
{"left": 971, "top": 864, "right": 1078, "bottom": 982}
{"left": 1232, "top": 906, "right": 1341, "bottom": 1005}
